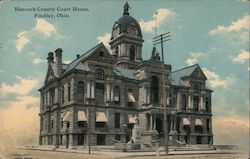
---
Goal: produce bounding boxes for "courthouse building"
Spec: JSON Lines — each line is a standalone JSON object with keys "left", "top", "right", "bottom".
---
{"left": 39, "top": 3, "right": 213, "bottom": 148}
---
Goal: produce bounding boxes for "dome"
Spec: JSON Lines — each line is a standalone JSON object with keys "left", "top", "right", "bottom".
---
{"left": 111, "top": 2, "right": 142, "bottom": 39}
{"left": 116, "top": 14, "right": 142, "bottom": 37}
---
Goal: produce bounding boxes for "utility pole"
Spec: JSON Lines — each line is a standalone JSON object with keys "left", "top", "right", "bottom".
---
{"left": 153, "top": 32, "right": 170, "bottom": 155}
{"left": 88, "top": 107, "right": 91, "bottom": 154}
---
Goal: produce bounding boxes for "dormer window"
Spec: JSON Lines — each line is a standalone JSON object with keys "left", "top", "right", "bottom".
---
{"left": 99, "top": 51, "right": 104, "bottom": 57}
{"left": 96, "top": 69, "right": 104, "bottom": 80}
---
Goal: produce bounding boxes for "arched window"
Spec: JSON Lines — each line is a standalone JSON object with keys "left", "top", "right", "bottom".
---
{"left": 77, "top": 81, "right": 84, "bottom": 102}
{"left": 95, "top": 69, "right": 104, "bottom": 80}
{"left": 114, "top": 86, "right": 120, "bottom": 104}
{"left": 68, "top": 82, "right": 71, "bottom": 101}
{"left": 62, "top": 86, "right": 65, "bottom": 104}
{"left": 182, "top": 95, "right": 187, "bottom": 110}
{"left": 150, "top": 76, "right": 159, "bottom": 104}
{"left": 49, "top": 88, "right": 55, "bottom": 105}
{"left": 205, "top": 97, "right": 209, "bottom": 112}
{"left": 129, "top": 45, "right": 135, "bottom": 61}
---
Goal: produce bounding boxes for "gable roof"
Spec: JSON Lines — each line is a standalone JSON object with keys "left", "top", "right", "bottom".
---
{"left": 62, "top": 43, "right": 107, "bottom": 75}
{"left": 113, "top": 67, "right": 137, "bottom": 80}
{"left": 171, "top": 64, "right": 201, "bottom": 86}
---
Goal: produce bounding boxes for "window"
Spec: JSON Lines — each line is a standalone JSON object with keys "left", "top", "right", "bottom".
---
{"left": 127, "top": 88, "right": 134, "bottom": 107}
{"left": 95, "top": 83, "right": 104, "bottom": 104}
{"left": 114, "top": 86, "right": 120, "bottom": 104}
{"left": 169, "top": 94, "right": 173, "bottom": 107}
{"left": 49, "top": 89, "right": 55, "bottom": 105}
{"left": 193, "top": 83, "right": 200, "bottom": 93}
{"left": 78, "top": 134, "right": 84, "bottom": 145}
{"left": 129, "top": 45, "right": 135, "bottom": 61}
{"left": 68, "top": 82, "right": 71, "bottom": 101}
{"left": 115, "top": 113, "right": 120, "bottom": 128}
{"left": 115, "top": 46, "right": 118, "bottom": 55}
{"left": 78, "top": 121, "right": 86, "bottom": 128}
{"left": 62, "top": 86, "right": 65, "bottom": 104}
{"left": 207, "top": 119, "right": 210, "bottom": 132}
{"left": 77, "top": 81, "right": 84, "bottom": 102}
{"left": 96, "top": 122, "right": 106, "bottom": 128}
{"left": 150, "top": 76, "right": 159, "bottom": 104}
{"left": 96, "top": 69, "right": 104, "bottom": 80}
{"left": 99, "top": 51, "right": 104, "bottom": 57}
{"left": 61, "top": 120, "right": 63, "bottom": 128}
{"left": 67, "top": 122, "right": 70, "bottom": 128}
{"left": 60, "top": 135, "right": 63, "bottom": 145}
{"left": 51, "top": 119, "right": 54, "bottom": 129}
{"left": 193, "top": 96, "right": 199, "bottom": 111}
{"left": 182, "top": 95, "right": 187, "bottom": 110}
{"left": 205, "top": 97, "right": 209, "bottom": 112}
{"left": 195, "top": 125, "right": 203, "bottom": 134}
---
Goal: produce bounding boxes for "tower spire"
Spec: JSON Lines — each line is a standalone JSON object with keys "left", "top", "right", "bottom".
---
{"left": 123, "top": 1, "right": 130, "bottom": 15}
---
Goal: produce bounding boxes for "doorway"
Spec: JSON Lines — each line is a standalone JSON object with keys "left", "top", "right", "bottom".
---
{"left": 156, "top": 117, "right": 163, "bottom": 138}
{"left": 197, "top": 136, "right": 202, "bottom": 144}
{"left": 97, "top": 134, "right": 106, "bottom": 145}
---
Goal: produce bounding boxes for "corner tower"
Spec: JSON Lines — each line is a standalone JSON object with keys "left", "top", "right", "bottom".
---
{"left": 109, "top": 2, "right": 144, "bottom": 69}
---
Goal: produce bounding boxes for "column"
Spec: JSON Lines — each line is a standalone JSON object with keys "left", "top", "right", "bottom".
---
{"left": 150, "top": 115, "right": 153, "bottom": 130}
{"left": 188, "top": 94, "right": 193, "bottom": 110}
{"left": 199, "top": 96, "right": 204, "bottom": 111}
{"left": 91, "top": 81, "right": 95, "bottom": 99}
{"left": 176, "top": 92, "right": 181, "bottom": 110}
{"left": 146, "top": 85, "right": 150, "bottom": 104}
{"left": 106, "top": 83, "right": 110, "bottom": 101}
{"left": 153, "top": 115, "right": 156, "bottom": 130}
{"left": 87, "top": 82, "right": 91, "bottom": 98}
{"left": 143, "top": 86, "right": 147, "bottom": 104}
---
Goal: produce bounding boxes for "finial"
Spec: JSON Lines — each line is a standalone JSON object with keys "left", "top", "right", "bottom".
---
{"left": 123, "top": 1, "right": 130, "bottom": 15}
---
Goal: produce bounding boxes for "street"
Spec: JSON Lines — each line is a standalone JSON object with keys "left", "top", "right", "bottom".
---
{"left": 0, "top": 148, "right": 248, "bottom": 159}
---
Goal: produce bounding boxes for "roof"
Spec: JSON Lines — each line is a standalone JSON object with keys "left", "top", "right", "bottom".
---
{"left": 113, "top": 67, "right": 136, "bottom": 80}
{"left": 116, "top": 14, "right": 142, "bottom": 36}
{"left": 171, "top": 64, "right": 199, "bottom": 86}
{"left": 62, "top": 43, "right": 104, "bottom": 75}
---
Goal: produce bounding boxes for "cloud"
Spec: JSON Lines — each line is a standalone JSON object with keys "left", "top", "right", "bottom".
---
{"left": 231, "top": 50, "right": 249, "bottom": 64}
{"left": 213, "top": 114, "right": 249, "bottom": 152}
{"left": 33, "top": 19, "right": 57, "bottom": 36}
{"left": 209, "top": 15, "right": 249, "bottom": 35}
{"left": 185, "top": 52, "right": 206, "bottom": 66}
{"left": 0, "top": 69, "right": 4, "bottom": 73}
{"left": 63, "top": 59, "right": 72, "bottom": 64}
{"left": 33, "top": 57, "right": 46, "bottom": 65}
{"left": 97, "top": 33, "right": 111, "bottom": 48}
{"left": 16, "top": 31, "right": 30, "bottom": 52}
{"left": 0, "top": 76, "right": 38, "bottom": 98}
{"left": 139, "top": 8, "right": 175, "bottom": 32}
{"left": 202, "top": 68, "right": 235, "bottom": 88}
{"left": 0, "top": 96, "right": 39, "bottom": 153}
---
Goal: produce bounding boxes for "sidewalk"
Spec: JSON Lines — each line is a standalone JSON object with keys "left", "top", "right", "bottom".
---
{"left": 19, "top": 145, "right": 244, "bottom": 157}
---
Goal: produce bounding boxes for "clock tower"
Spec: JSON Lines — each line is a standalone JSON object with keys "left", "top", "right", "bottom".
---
{"left": 109, "top": 2, "right": 144, "bottom": 69}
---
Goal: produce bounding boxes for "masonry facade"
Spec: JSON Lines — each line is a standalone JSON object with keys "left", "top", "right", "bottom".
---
{"left": 39, "top": 3, "right": 213, "bottom": 148}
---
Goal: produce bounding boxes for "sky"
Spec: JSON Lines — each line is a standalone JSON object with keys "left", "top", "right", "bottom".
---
{"left": 0, "top": 0, "right": 249, "bottom": 154}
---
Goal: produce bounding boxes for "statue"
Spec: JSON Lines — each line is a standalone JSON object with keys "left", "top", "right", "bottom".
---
{"left": 151, "top": 46, "right": 161, "bottom": 61}
{"left": 123, "top": 2, "right": 131, "bottom": 13}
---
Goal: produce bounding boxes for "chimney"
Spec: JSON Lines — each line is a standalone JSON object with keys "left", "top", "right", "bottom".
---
{"left": 47, "top": 52, "right": 54, "bottom": 63}
{"left": 55, "top": 48, "right": 62, "bottom": 76}
{"left": 76, "top": 54, "right": 80, "bottom": 59}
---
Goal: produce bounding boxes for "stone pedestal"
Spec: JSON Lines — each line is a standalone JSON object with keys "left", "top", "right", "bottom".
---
{"left": 169, "top": 131, "right": 178, "bottom": 146}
